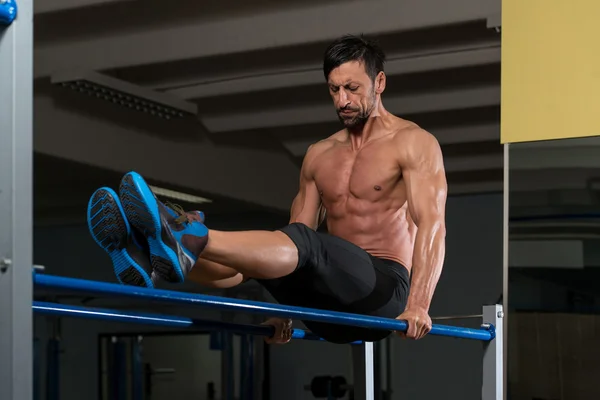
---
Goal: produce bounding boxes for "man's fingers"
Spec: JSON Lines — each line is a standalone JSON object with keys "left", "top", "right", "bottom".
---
{"left": 407, "top": 318, "right": 419, "bottom": 339}
{"left": 261, "top": 318, "right": 293, "bottom": 344}
{"left": 416, "top": 321, "right": 432, "bottom": 340}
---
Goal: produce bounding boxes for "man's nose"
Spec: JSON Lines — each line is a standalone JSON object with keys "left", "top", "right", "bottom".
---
{"left": 336, "top": 89, "right": 350, "bottom": 109}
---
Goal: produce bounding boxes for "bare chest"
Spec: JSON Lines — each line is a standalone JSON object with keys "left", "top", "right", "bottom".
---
{"left": 313, "top": 144, "right": 402, "bottom": 203}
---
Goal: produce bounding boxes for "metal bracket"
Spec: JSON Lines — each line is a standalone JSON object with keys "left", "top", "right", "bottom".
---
{"left": 0, "top": 0, "right": 17, "bottom": 26}
{"left": 487, "top": 13, "right": 501, "bottom": 33}
{"left": 0, "top": 258, "right": 11, "bottom": 273}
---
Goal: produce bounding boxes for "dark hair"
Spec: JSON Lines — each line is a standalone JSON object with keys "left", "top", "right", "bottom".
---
{"left": 323, "top": 34, "right": 386, "bottom": 81}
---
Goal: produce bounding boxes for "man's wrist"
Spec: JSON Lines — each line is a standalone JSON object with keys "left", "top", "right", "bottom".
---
{"left": 405, "top": 298, "right": 430, "bottom": 313}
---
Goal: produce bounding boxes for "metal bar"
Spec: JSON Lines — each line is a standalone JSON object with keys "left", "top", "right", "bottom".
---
{"left": 131, "top": 338, "right": 143, "bottom": 400}
{"left": 240, "top": 335, "right": 248, "bottom": 400}
{"left": 352, "top": 342, "right": 375, "bottom": 400}
{"left": 246, "top": 335, "right": 254, "bottom": 400}
{"left": 240, "top": 334, "right": 254, "bottom": 400}
{"left": 0, "top": 1, "right": 34, "bottom": 400}
{"left": 33, "top": 339, "right": 40, "bottom": 400}
{"left": 502, "top": 142, "right": 510, "bottom": 400}
{"left": 45, "top": 339, "right": 60, "bottom": 400}
{"left": 32, "top": 301, "right": 322, "bottom": 341}
{"left": 374, "top": 342, "right": 382, "bottom": 400}
{"left": 221, "top": 332, "right": 234, "bottom": 400}
{"left": 385, "top": 337, "right": 392, "bottom": 400}
{"left": 482, "top": 305, "right": 503, "bottom": 400}
{"left": 114, "top": 340, "right": 127, "bottom": 400}
{"left": 34, "top": 274, "right": 495, "bottom": 341}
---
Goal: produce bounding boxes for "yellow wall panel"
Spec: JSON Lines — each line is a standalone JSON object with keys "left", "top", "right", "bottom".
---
{"left": 501, "top": 0, "right": 600, "bottom": 143}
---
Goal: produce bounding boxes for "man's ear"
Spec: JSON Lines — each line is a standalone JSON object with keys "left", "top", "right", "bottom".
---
{"left": 375, "top": 71, "right": 386, "bottom": 94}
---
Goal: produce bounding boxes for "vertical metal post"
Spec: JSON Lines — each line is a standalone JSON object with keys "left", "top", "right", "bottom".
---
{"left": 33, "top": 338, "right": 40, "bottom": 400}
{"left": 374, "top": 341, "right": 381, "bottom": 400}
{"left": 45, "top": 338, "right": 61, "bottom": 400}
{"left": 0, "top": 1, "right": 34, "bottom": 400}
{"left": 482, "top": 305, "right": 504, "bottom": 400}
{"left": 502, "top": 142, "right": 510, "bottom": 400}
{"left": 385, "top": 336, "right": 393, "bottom": 400}
{"left": 131, "top": 337, "right": 144, "bottom": 400}
{"left": 220, "top": 332, "right": 234, "bottom": 400}
{"left": 351, "top": 342, "right": 374, "bottom": 400}
{"left": 240, "top": 334, "right": 248, "bottom": 400}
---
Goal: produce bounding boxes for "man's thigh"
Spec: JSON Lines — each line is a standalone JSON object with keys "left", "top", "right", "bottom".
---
{"left": 263, "top": 222, "right": 405, "bottom": 314}
{"left": 257, "top": 223, "right": 407, "bottom": 342}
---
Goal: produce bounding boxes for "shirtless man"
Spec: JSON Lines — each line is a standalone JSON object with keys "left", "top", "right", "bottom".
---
{"left": 86, "top": 35, "right": 447, "bottom": 344}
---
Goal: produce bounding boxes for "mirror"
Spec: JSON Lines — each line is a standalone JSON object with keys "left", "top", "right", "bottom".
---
{"left": 508, "top": 136, "right": 600, "bottom": 399}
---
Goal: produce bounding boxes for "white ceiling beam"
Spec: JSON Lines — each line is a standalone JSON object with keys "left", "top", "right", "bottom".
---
{"left": 203, "top": 86, "right": 500, "bottom": 133}
{"left": 282, "top": 123, "right": 500, "bottom": 157}
{"left": 35, "top": 0, "right": 135, "bottom": 14}
{"left": 34, "top": 0, "right": 499, "bottom": 77}
{"left": 166, "top": 45, "right": 500, "bottom": 100}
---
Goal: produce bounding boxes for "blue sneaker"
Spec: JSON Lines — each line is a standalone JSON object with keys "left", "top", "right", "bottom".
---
{"left": 86, "top": 187, "right": 156, "bottom": 288}
{"left": 118, "top": 171, "right": 209, "bottom": 283}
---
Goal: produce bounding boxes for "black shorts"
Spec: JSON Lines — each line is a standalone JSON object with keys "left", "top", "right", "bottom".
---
{"left": 255, "top": 222, "right": 410, "bottom": 344}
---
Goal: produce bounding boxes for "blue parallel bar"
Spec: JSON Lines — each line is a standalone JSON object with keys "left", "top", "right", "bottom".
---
{"left": 34, "top": 274, "right": 494, "bottom": 341}
{"left": 32, "top": 301, "right": 322, "bottom": 341}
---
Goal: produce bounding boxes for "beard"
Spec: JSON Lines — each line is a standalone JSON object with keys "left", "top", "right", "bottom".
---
{"left": 336, "top": 91, "right": 377, "bottom": 129}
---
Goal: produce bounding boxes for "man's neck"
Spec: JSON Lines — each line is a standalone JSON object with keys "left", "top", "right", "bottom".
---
{"left": 347, "top": 100, "right": 390, "bottom": 150}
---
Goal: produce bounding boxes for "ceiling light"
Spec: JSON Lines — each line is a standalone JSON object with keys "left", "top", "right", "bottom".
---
{"left": 51, "top": 70, "right": 198, "bottom": 120}
{"left": 149, "top": 185, "right": 212, "bottom": 205}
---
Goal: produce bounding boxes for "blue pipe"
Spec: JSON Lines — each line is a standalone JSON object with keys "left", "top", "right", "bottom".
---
{"left": 32, "top": 301, "right": 323, "bottom": 341}
{"left": 34, "top": 274, "right": 494, "bottom": 341}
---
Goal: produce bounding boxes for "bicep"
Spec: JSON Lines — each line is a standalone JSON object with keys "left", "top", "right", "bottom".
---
{"left": 290, "top": 174, "right": 322, "bottom": 229}
{"left": 403, "top": 134, "right": 447, "bottom": 226}
{"left": 289, "top": 146, "right": 323, "bottom": 229}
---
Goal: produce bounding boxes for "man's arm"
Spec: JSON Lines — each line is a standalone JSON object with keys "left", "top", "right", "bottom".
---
{"left": 289, "top": 144, "right": 325, "bottom": 230}
{"left": 397, "top": 129, "right": 447, "bottom": 338}
{"left": 261, "top": 144, "right": 324, "bottom": 344}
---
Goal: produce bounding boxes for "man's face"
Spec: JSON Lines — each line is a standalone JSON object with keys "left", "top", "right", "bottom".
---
{"left": 327, "top": 60, "right": 377, "bottom": 128}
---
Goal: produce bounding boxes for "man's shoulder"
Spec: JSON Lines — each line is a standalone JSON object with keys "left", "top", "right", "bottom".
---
{"left": 391, "top": 120, "right": 439, "bottom": 149}
{"left": 306, "top": 130, "right": 346, "bottom": 155}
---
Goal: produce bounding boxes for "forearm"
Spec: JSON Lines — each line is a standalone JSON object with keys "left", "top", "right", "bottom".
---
{"left": 406, "top": 220, "right": 446, "bottom": 311}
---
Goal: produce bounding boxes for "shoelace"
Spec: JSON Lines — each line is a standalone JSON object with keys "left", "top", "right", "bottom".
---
{"left": 164, "top": 201, "right": 190, "bottom": 225}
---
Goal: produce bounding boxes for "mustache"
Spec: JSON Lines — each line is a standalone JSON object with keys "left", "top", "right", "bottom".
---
{"left": 338, "top": 106, "right": 359, "bottom": 113}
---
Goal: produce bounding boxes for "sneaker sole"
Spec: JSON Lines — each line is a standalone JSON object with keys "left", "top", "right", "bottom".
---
{"left": 86, "top": 187, "right": 153, "bottom": 288}
{"left": 119, "top": 172, "right": 185, "bottom": 283}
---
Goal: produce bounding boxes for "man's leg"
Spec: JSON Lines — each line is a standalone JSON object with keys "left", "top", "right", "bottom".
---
{"left": 118, "top": 171, "right": 300, "bottom": 283}
{"left": 188, "top": 258, "right": 246, "bottom": 288}
{"left": 199, "top": 229, "right": 298, "bottom": 279}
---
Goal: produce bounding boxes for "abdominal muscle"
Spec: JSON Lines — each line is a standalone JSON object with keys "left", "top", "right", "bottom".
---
{"left": 324, "top": 199, "right": 416, "bottom": 272}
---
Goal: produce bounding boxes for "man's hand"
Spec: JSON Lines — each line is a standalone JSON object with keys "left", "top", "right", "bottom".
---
{"left": 261, "top": 318, "right": 293, "bottom": 344}
{"left": 395, "top": 307, "right": 432, "bottom": 340}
